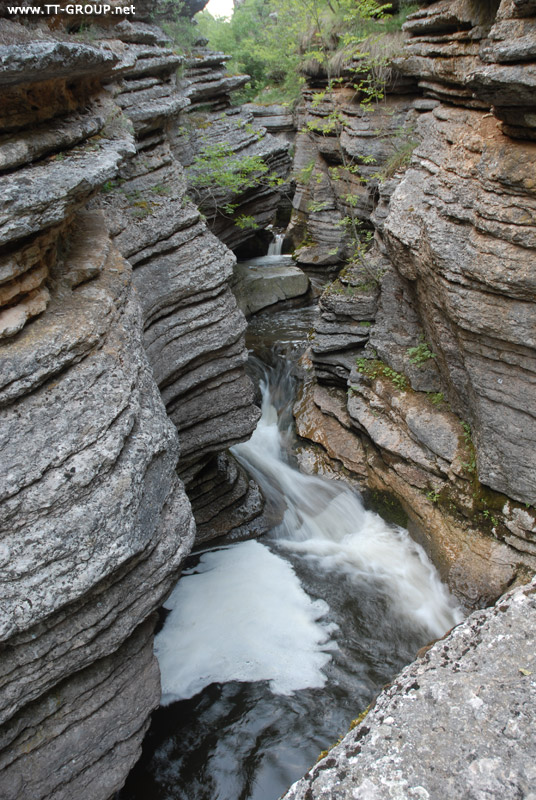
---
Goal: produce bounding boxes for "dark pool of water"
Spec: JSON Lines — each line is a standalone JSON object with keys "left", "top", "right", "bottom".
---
{"left": 118, "top": 540, "right": 426, "bottom": 800}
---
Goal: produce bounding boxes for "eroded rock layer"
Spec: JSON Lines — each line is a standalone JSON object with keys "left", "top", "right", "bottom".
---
{"left": 92, "top": 23, "right": 264, "bottom": 527}
{"left": 0, "top": 6, "right": 267, "bottom": 798}
{"left": 293, "top": 0, "right": 536, "bottom": 609}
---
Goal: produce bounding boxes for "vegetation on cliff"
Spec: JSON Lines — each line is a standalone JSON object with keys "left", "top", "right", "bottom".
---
{"left": 197, "top": 0, "right": 419, "bottom": 102}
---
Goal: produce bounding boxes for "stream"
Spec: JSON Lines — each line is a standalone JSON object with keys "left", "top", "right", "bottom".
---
{"left": 119, "top": 284, "right": 463, "bottom": 800}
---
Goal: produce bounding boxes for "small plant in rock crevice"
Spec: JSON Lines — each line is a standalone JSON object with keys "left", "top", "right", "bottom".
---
{"left": 407, "top": 335, "right": 436, "bottom": 367}
{"left": 460, "top": 421, "right": 478, "bottom": 478}
{"left": 356, "top": 357, "right": 407, "bottom": 391}
{"left": 428, "top": 392, "right": 445, "bottom": 407}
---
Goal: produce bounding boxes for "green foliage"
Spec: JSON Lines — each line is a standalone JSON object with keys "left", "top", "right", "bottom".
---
{"left": 189, "top": 140, "right": 284, "bottom": 228}
{"left": 163, "top": 16, "right": 199, "bottom": 53}
{"left": 307, "top": 200, "right": 330, "bottom": 213}
{"left": 462, "top": 421, "right": 472, "bottom": 445}
{"left": 150, "top": 183, "right": 172, "bottom": 196}
{"left": 428, "top": 392, "right": 445, "bottom": 407}
{"left": 482, "top": 509, "right": 499, "bottom": 526}
{"left": 374, "top": 124, "right": 418, "bottom": 180}
{"left": 407, "top": 335, "right": 436, "bottom": 367}
{"left": 296, "top": 160, "right": 316, "bottom": 185}
{"left": 356, "top": 357, "right": 407, "bottom": 390}
{"left": 461, "top": 422, "right": 477, "bottom": 476}
{"left": 196, "top": 0, "right": 413, "bottom": 104}
{"left": 235, "top": 214, "right": 259, "bottom": 230}
{"left": 197, "top": 0, "right": 304, "bottom": 103}
{"left": 190, "top": 142, "right": 270, "bottom": 194}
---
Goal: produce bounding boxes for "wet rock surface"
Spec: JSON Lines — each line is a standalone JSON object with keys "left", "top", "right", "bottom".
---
{"left": 284, "top": 577, "right": 536, "bottom": 800}
{"left": 232, "top": 255, "right": 310, "bottom": 316}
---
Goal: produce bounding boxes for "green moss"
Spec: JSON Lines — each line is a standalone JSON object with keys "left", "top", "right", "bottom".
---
{"left": 356, "top": 357, "right": 407, "bottom": 391}
{"left": 349, "top": 704, "right": 372, "bottom": 730}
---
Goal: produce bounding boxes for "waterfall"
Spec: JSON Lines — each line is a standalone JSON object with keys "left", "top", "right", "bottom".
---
{"left": 233, "top": 363, "right": 463, "bottom": 637}
{"left": 155, "top": 359, "right": 462, "bottom": 706}
{"left": 267, "top": 233, "right": 284, "bottom": 256}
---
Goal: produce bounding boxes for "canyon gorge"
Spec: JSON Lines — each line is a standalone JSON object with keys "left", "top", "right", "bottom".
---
{"left": 0, "top": 0, "right": 535, "bottom": 798}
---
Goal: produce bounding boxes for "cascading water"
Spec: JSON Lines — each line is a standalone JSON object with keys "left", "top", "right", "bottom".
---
{"left": 120, "top": 344, "right": 463, "bottom": 800}
{"left": 232, "top": 361, "right": 462, "bottom": 640}
{"left": 267, "top": 232, "right": 284, "bottom": 256}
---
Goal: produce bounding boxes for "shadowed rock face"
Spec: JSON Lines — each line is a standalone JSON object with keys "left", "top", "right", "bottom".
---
{"left": 0, "top": 8, "right": 265, "bottom": 799}
{"left": 283, "top": 577, "right": 536, "bottom": 800}
{"left": 95, "top": 28, "right": 264, "bottom": 530}
{"left": 175, "top": 101, "right": 292, "bottom": 252}
{"left": 287, "top": 91, "right": 420, "bottom": 269}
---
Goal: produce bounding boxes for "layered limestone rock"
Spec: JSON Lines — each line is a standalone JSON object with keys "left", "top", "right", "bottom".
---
{"left": 293, "top": 0, "right": 536, "bottom": 608}
{"left": 95, "top": 22, "right": 264, "bottom": 540}
{"left": 283, "top": 576, "right": 536, "bottom": 800}
{"left": 176, "top": 105, "right": 292, "bottom": 253}
{"left": 242, "top": 102, "right": 295, "bottom": 143}
{"left": 183, "top": 46, "right": 249, "bottom": 111}
{"left": 0, "top": 7, "right": 266, "bottom": 798}
{"left": 400, "top": 0, "right": 536, "bottom": 139}
{"left": 0, "top": 208, "right": 195, "bottom": 799}
{"left": 232, "top": 254, "right": 310, "bottom": 317}
{"left": 287, "top": 88, "right": 420, "bottom": 269}
{"left": 0, "top": 38, "right": 131, "bottom": 339}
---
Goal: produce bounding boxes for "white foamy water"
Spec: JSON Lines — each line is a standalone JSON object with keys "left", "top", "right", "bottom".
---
{"left": 157, "top": 363, "right": 462, "bottom": 706}
{"left": 232, "top": 372, "right": 463, "bottom": 640}
{"left": 267, "top": 233, "right": 285, "bottom": 256}
{"left": 156, "top": 540, "right": 336, "bottom": 704}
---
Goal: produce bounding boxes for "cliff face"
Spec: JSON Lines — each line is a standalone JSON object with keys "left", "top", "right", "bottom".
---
{"left": 282, "top": 4, "right": 536, "bottom": 795}
{"left": 91, "top": 29, "right": 269, "bottom": 540}
{"left": 0, "top": 9, "right": 273, "bottom": 797}
{"left": 293, "top": 0, "right": 536, "bottom": 609}
{"left": 174, "top": 56, "right": 292, "bottom": 255}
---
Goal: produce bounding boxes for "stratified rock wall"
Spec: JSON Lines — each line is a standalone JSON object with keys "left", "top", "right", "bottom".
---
{"left": 94, "top": 23, "right": 264, "bottom": 536}
{"left": 176, "top": 101, "right": 292, "bottom": 253}
{"left": 0, "top": 6, "right": 266, "bottom": 798}
{"left": 293, "top": 0, "right": 536, "bottom": 608}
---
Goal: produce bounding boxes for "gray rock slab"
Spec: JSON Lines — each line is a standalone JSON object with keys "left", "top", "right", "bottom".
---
{"left": 0, "top": 42, "right": 117, "bottom": 87}
{"left": 232, "top": 257, "right": 310, "bottom": 316}
{"left": 283, "top": 578, "right": 536, "bottom": 800}
{"left": 0, "top": 621, "right": 160, "bottom": 800}
{"left": 0, "top": 133, "right": 135, "bottom": 247}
